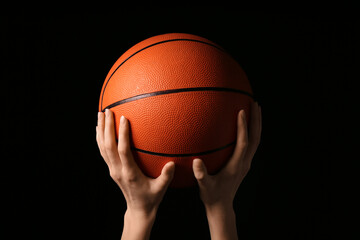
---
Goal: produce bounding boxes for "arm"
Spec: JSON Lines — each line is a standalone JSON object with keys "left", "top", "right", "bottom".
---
{"left": 193, "top": 102, "right": 262, "bottom": 240}
{"left": 96, "top": 110, "right": 175, "bottom": 240}
{"left": 204, "top": 203, "right": 238, "bottom": 240}
{"left": 122, "top": 209, "right": 156, "bottom": 240}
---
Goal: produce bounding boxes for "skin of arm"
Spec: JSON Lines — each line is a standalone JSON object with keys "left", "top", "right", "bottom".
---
{"left": 192, "top": 102, "right": 262, "bottom": 240}
{"left": 96, "top": 109, "right": 175, "bottom": 240}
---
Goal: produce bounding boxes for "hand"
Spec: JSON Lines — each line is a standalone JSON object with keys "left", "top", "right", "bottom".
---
{"left": 192, "top": 102, "right": 262, "bottom": 240}
{"left": 96, "top": 109, "right": 175, "bottom": 240}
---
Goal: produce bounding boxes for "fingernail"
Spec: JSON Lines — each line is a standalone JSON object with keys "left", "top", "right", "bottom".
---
{"left": 241, "top": 109, "right": 246, "bottom": 118}
{"left": 167, "top": 161, "right": 175, "bottom": 169}
{"left": 120, "top": 115, "right": 126, "bottom": 125}
{"left": 193, "top": 158, "right": 202, "bottom": 164}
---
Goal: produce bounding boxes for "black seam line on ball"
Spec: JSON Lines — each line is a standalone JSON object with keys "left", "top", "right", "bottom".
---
{"left": 100, "top": 38, "right": 226, "bottom": 111}
{"left": 131, "top": 140, "right": 236, "bottom": 157}
{"left": 102, "top": 87, "right": 253, "bottom": 111}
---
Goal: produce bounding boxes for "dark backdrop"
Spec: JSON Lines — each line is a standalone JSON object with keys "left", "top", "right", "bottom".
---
{"left": 2, "top": 11, "right": 356, "bottom": 239}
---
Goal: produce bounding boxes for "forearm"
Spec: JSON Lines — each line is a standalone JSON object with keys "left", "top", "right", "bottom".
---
{"left": 121, "top": 209, "right": 157, "bottom": 240}
{"left": 205, "top": 204, "right": 238, "bottom": 240}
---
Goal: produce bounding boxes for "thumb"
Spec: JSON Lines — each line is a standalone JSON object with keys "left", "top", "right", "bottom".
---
{"left": 156, "top": 161, "right": 175, "bottom": 188}
{"left": 192, "top": 158, "right": 209, "bottom": 185}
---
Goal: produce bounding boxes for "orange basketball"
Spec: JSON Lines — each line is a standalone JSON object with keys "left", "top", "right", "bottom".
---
{"left": 99, "top": 33, "right": 253, "bottom": 187}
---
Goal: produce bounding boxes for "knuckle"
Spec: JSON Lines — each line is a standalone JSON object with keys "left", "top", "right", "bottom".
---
{"left": 238, "top": 141, "right": 248, "bottom": 151}
{"left": 104, "top": 141, "right": 115, "bottom": 151}
{"left": 109, "top": 169, "right": 121, "bottom": 181}
{"left": 117, "top": 145, "right": 130, "bottom": 156}
{"left": 243, "top": 137, "right": 249, "bottom": 146}
{"left": 124, "top": 171, "right": 138, "bottom": 183}
{"left": 97, "top": 142, "right": 105, "bottom": 151}
{"left": 99, "top": 149, "right": 106, "bottom": 159}
{"left": 96, "top": 137, "right": 102, "bottom": 148}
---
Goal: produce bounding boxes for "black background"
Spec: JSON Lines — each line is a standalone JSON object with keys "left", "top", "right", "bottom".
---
{"left": 2, "top": 11, "right": 357, "bottom": 239}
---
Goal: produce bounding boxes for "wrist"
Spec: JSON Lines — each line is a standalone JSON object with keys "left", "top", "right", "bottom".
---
{"left": 204, "top": 203, "right": 238, "bottom": 240}
{"left": 122, "top": 208, "right": 157, "bottom": 240}
{"left": 204, "top": 201, "right": 234, "bottom": 217}
{"left": 125, "top": 207, "right": 157, "bottom": 222}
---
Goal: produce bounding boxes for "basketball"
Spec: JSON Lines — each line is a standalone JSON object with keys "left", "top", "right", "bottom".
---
{"left": 99, "top": 33, "right": 253, "bottom": 187}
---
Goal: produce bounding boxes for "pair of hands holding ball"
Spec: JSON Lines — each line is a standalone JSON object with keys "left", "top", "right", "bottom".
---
{"left": 96, "top": 102, "right": 262, "bottom": 240}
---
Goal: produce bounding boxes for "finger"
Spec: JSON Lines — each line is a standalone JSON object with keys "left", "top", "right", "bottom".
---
{"left": 192, "top": 158, "right": 210, "bottom": 186}
{"left": 244, "top": 102, "right": 262, "bottom": 162}
{"left": 104, "top": 109, "right": 121, "bottom": 166}
{"left": 96, "top": 126, "right": 101, "bottom": 153}
{"left": 259, "top": 105, "right": 262, "bottom": 136}
{"left": 97, "top": 112, "right": 105, "bottom": 144}
{"left": 225, "top": 109, "right": 249, "bottom": 171}
{"left": 117, "top": 115, "right": 138, "bottom": 171}
{"left": 155, "top": 161, "right": 175, "bottom": 189}
{"left": 96, "top": 112, "right": 109, "bottom": 161}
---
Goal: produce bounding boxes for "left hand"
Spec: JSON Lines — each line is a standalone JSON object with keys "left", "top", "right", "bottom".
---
{"left": 96, "top": 109, "right": 175, "bottom": 218}
{"left": 193, "top": 102, "right": 262, "bottom": 209}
